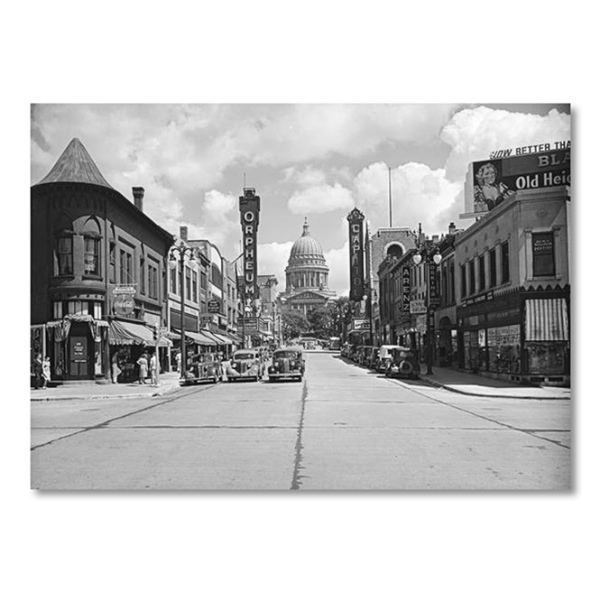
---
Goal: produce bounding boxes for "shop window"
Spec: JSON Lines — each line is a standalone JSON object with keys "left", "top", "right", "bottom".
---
{"left": 478, "top": 255, "right": 485, "bottom": 291}
{"left": 501, "top": 241, "right": 510, "bottom": 284}
{"left": 488, "top": 325, "right": 520, "bottom": 374}
{"left": 67, "top": 301, "right": 89, "bottom": 316}
{"left": 93, "top": 302, "right": 102, "bottom": 319}
{"left": 489, "top": 248, "right": 497, "bottom": 288}
{"left": 56, "top": 234, "right": 73, "bottom": 276}
{"left": 532, "top": 232, "right": 556, "bottom": 277}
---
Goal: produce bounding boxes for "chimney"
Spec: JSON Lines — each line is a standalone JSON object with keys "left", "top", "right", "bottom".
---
{"left": 448, "top": 222, "right": 456, "bottom": 235}
{"left": 132, "top": 187, "right": 145, "bottom": 212}
{"left": 432, "top": 235, "right": 439, "bottom": 243}
{"left": 180, "top": 226, "right": 188, "bottom": 242}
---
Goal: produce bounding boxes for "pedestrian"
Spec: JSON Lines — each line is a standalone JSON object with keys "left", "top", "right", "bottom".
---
{"left": 137, "top": 353, "right": 148, "bottom": 384}
{"left": 42, "top": 356, "right": 51, "bottom": 389}
{"left": 32, "top": 353, "right": 43, "bottom": 389}
{"left": 175, "top": 350, "right": 182, "bottom": 375}
{"left": 149, "top": 352, "right": 158, "bottom": 386}
{"left": 111, "top": 351, "right": 121, "bottom": 384}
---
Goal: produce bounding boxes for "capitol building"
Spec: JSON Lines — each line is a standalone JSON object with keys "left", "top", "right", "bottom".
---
{"left": 279, "top": 218, "right": 337, "bottom": 314}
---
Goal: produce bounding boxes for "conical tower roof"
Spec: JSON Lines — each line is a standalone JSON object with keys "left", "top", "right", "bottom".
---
{"left": 34, "top": 138, "right": 114, "bottom": 189}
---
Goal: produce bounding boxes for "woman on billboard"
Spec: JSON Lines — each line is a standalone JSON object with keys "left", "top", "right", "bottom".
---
{"left": 474, "top": 162, "right": 516, "bottom": 212}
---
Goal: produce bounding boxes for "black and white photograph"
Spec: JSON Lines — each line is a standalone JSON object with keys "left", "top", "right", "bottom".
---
{"left": 7, "top": 4, "right": 599, "bottom": 599}
{"left": 29, "top": 103, "right": 572, "bottom": 491}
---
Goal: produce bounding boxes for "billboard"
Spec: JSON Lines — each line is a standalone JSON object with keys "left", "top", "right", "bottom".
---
{"left": 347, "top": 208, "right": 365, "bottom": 301}
{"left": 463, "top": 142, "right": 570, "bottom": 218}
{"left": 239, "top": 188, "right": 261, "bottom": 301}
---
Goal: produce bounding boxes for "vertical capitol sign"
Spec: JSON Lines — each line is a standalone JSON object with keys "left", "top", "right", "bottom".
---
{"left": 347, "top": 208, "right": 365, "bottom": 301}
{"left": 239, "top": 187, "right": 261, "bottom": 301}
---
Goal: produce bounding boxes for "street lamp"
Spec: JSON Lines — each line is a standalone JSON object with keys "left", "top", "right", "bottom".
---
{"left": 169, "top": 241, "right": 197, "bottom": 378}
{"left": 412, "top": 247, "right": 442, "bottom": 375}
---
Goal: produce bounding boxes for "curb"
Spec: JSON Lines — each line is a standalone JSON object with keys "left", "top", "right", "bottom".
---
{"left": 31, "top": 385, "right": 181, "bottom": 402}
{"left": 418, "top": 376, "right": 570, "bottom": 400}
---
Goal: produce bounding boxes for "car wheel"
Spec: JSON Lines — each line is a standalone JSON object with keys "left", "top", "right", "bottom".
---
{"left": 269, "top": 376, "right": 275, "bottom": 382}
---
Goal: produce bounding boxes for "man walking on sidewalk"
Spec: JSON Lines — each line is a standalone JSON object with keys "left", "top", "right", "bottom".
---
{"left": 150, "top": 352, "right": 158, "bottom": 386}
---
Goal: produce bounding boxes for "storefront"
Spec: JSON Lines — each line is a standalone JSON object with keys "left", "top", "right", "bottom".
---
{"left": 108, "top": 319, "right": 171, "bottom": 383}
{"left": 457, "top": 287, "right": 570, "bottom": 385}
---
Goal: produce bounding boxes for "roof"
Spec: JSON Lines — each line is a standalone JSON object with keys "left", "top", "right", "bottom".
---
{"left": 34, "top": 138, "right": 114, "bottom": 189}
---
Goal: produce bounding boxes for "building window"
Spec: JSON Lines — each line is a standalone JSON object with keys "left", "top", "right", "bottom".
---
{"left": 532, "top": 232, "right": 556, "bottom": 277}
{"left": 450, "top": 262, "right": 455, "bottom": 303}
{"left": 53, "top": 301, "right": 63, "bottom": 319}
{"left": 192, "top": 271, "right": 198, "bottom": 303}
{"left": 489, "top": 248, "right": 497, "bottom": 288}
{"left": 170, "top": 266, "right": 177, "bottom": 295}
{"left": 109, "top": 241, "right": 116, "bottom": 283}
{"left": 56, "top": 234, "right": 73, "bottom": 276}
{"left": 460, "top": 264, "right": 466, "bottom": 299}
{"left": 67, "top": 301, "right": 88, "bottom": 316}
{"left": 501, "top": 241, "right": 510, "bottom": 284}
{"left": 478, "top": 255, "right": 485, "bottom": 291}
{"left": 93, "top": 302, "right": 102, "bottom": 319}
{"left": 140, "top": 257, "right": 146, "bottom": 294}
{"left": 469, "top": 260, "right": 476, "bottom": 296}
{"left": 120, "top": 249, "right": 133, "bottom": 284}
{"left": 84, "top": 237, "right": 100, "bottom": 276}
{"left": 148, "top": 263, "right": 159, "bottom": 300}
{"left": 185, "top": 267, "right": 191, "bottom": 300}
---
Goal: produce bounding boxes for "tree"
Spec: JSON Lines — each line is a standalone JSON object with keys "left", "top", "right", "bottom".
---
{"left": 281, "top": 309, "right": 310, "bottom": 340}
{"left": 307, "top": 305, "right": 335, "bottom": 339}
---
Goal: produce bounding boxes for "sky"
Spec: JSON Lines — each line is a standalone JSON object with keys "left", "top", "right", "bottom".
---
{"left": 30, "top": 103, "right": 571, "bottom": 296}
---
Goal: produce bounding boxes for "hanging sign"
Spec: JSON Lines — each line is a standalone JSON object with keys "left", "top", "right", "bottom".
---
{"left": 347, "top": 208, "right": 365, "bottom": 301}
{"left": 239, "top": 188, "right": 261, "bottom": 301}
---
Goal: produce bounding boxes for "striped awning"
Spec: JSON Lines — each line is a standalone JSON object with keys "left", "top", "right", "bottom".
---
{"left": 186, "top": 331, "right": 217, "bottom": 346}
{"left": 525, "top": 298, "right": 569, "bottom": 341}
{"left": 109, "top": 320, "right": 171, "bottom": 347}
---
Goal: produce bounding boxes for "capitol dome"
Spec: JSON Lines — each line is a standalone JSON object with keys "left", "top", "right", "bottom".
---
{"left": 283, "top": 218, "right": 336, "bottom": 306}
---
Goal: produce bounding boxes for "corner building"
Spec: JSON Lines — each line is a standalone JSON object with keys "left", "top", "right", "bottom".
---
{"left": 455, "top": 186, "right": 570, "bottom": 385}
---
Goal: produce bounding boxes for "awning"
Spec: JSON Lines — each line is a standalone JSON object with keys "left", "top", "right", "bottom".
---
{"left": 525, "top": 298, "right": 569, "bottom": 341}
{"left": 210, "top": 332, "right": 234, "bottom": 345}
{"left": 109, "top": 320, "right": 171, "bottom": 347}
{"left": 201, "top": 330, "right": 226, "bottom": 345}
{"left": 186, "top": 330, "right": 217, "bottom": 346}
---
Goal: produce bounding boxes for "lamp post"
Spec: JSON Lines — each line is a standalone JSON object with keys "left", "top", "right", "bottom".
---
{"left": 169, "top": 241, "right": 197, "bottom": 378}
{"left": 412, "top": 247, "right": 442, "bottom": 375}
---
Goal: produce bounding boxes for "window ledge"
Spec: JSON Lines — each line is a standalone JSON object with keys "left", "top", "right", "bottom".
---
{"left": 83, "top": 274, "right": 103, "bottom": 281}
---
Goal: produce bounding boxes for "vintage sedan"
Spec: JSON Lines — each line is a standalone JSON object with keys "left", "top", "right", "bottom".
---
{"left": 385, "top": 346, "right": 420, "bottom": 379}
{"left": 180, "top": 352, "right": 223, "bottom": 386}
{"left": 375, "top": 345, "right": 402, "bottom": 373}
{"left": 267, "top": 348, "right": 305, "bottom": 382}
{"left": 226, "top": 349, "right": 265, "bottom": 382}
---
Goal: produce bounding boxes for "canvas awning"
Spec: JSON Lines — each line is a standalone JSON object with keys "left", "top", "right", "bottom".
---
{"left": 210, "top": 332, "right": 233, "bottom": 345}
{"left": 525, "top": 298, "right": 569, "bottom": 341}
{"left": 186, "top": 330, "right": 218, "bottom": 346}
{"left": 109, "top": 320, "right": 171, "bottom": 347}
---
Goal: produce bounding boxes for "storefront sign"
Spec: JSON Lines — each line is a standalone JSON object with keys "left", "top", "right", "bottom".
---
{"left": 347, "top": 208, "right": 365, "bottom": 301}
{"left": 428, "top": 262, "right": 440, "bottom": 306}
{"left": 112, "top": 284, "right": 137, "bottom": 317}
{"left": 463, "top": 142, "right": 571, "bottom": 217}
{"left": 239, "top": 188, "right": 261, "bottom": 301}
{"left": 410, "top": 300, "right": 427, "bottom": 314}
{"left": 208, "top": 299, "right": 221, "bottom": 313}
{"left": 401, "top": 266, "right": 411, "bottom": 313}
{"left": 352, "top": 318, "right": 370, "bottom": 331}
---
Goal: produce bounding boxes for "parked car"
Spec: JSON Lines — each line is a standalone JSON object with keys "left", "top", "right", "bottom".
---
{"left": 365, "top": 346, "right": 380, "bottom": 369}
{"left": 267, "top": 347, "right": 305, "bottom": 382}
{"left": 358, "top": 345, "right": 376, "bottom": 367}
{"left": 375, "top": 345, "right": 402, "bottom": 373}
{"left": 180, "top": 352, "right": 223, "bottom": 386}
{"left": 226, "top": 349, "right": 265, "bottom": 382}
{"left": 351, "top": 345, "right": 364, "bottom": 363}
{"left": 385, "top": 346, "right": 420, "bottom": 379}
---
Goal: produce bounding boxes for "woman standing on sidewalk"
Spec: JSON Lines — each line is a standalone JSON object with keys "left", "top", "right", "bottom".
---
{"left": 42, "top": 356, "right": 51, "bottom": 389}
{"left": 137, "top": 353, "right": 148, "bottom": 384}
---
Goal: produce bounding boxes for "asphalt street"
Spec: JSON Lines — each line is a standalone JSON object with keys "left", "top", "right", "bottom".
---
{"left": 31, "top": 352, "right": 571, "bottom": 490}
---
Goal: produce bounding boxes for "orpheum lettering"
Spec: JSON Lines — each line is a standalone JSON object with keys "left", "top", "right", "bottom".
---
{"left": 239, "top": 189, "right": 261, "bottom": 301}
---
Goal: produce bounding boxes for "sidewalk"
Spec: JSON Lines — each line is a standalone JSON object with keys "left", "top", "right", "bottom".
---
{"left": 30, "top": 372, "right": 182, "bottom": 402}
{"left": 418, "top": 366, "right": 571, "bottom": 400}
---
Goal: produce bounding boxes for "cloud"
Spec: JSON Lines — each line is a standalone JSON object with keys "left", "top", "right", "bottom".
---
{"left": 324, "top": 243, "right": 350, "bottom": 297}
{"left": 257, "top": 242, "right": 294, "bottom": 292}
{"left": 288, "top": 182, "right": 354, "bottom": 214}
{"left": 354, "top": 162, "right": 461, "bottom": 235}
{"left": 441, "top": 106, "right": 571, "bottom": 182}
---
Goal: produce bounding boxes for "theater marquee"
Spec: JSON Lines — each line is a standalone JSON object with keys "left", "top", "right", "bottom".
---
{"left": 347, "top": 208, "right": 365, "bottom": 301}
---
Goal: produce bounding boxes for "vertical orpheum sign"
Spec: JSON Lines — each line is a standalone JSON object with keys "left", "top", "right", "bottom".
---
{"left": 347, "top": 208, "right": 365, "bottom": 301}
{"left": 239, "top": 187, "right": 261, "bottom": 301}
